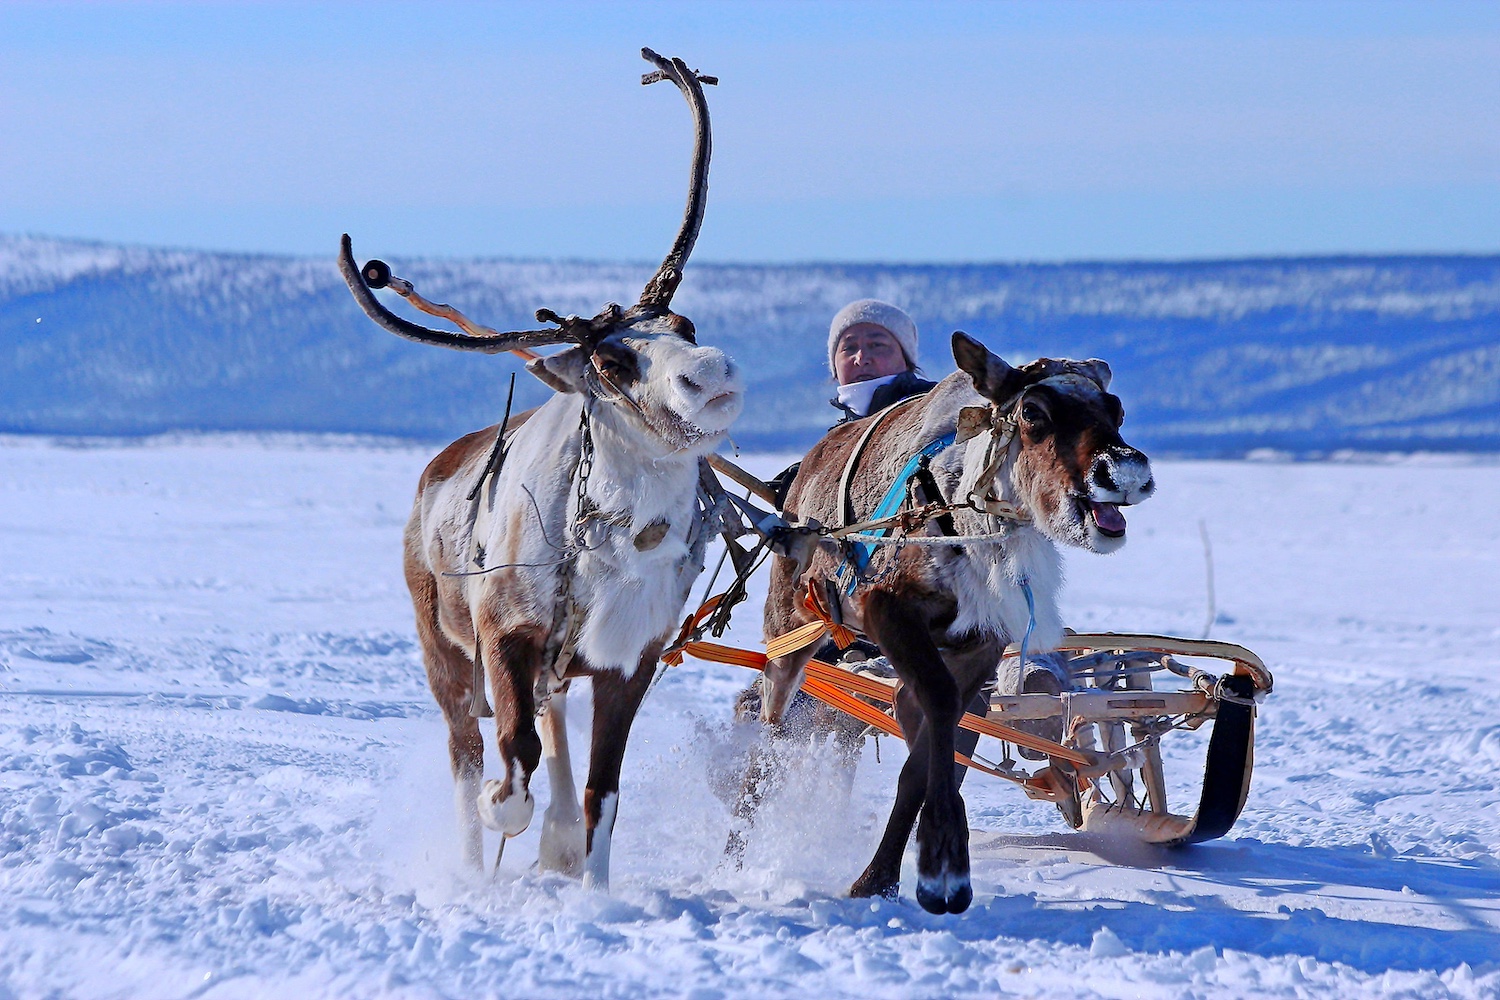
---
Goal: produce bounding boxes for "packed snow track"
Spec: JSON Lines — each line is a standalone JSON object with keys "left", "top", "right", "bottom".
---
{"left": 0, "top": 436, "right": 1496, "bottom": 998}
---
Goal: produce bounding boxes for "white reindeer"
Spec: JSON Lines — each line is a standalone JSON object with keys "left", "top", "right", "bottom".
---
{"left": 338, "top": 50, "right": 743, "bottom": 888}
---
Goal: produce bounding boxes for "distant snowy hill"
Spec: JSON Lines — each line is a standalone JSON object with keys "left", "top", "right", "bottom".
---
{"left": 1, "top": 233, "right": 1497, "bottom": 453}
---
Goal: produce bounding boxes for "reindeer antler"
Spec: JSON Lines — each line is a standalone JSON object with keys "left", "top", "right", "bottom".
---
{"left": 338, "top": 235, "right": 579, "bottom": 355}
{"left": 339, "top": 50, "right": 717, "bottom": 352}
{"left": 637, "top": 48, "right": 716, "bottom": 313}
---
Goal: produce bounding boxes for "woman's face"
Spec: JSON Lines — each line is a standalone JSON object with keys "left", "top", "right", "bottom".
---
{"left": 834, "top": 323, "right": 908, "bottom": 385}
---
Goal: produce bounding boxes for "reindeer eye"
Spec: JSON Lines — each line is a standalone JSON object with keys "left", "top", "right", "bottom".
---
{"left": 1022, "top": 401, "right": 1046, "bottom": 424}
{"left": 592, "top": 346, "right": 635, "bottom": 383}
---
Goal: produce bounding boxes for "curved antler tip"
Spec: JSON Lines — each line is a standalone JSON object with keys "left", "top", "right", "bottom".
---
{"left": 641, "top": 46, "right": 661, "bottom": 61}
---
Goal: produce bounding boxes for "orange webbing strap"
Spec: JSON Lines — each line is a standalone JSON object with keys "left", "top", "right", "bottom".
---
{"left": 662, "top": 594, "right": 727, "bottom": 666}
{"left": 802, "top": 675, "right": 904, "bottom": 738}
{"left": 955, "top": 710, "right": 1092, "bottom": 767}
{"left": 752, "top": 584, "right": 859, "bottom": 662}
{"left": 670, "top": 637, "right": 1087, "bottom": 787}
{"left": 806, "top": 584, "right": 860, "bottom": 650}
{"left": 675, "top": 640, "right": 768, "bottom": 670}
{"left": 801, "top": 657, "right": 1093, "bottom": 768}
{"left": 803, "top": 659, "right": 898, "bottom": 702}
{"left": 804, "top": 674, "right": 1055, "bottom": 795}
{"left": 764, "top": 621, "right": 831, "bottom": 661}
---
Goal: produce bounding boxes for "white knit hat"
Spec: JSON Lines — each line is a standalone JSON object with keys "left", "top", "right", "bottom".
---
{"left": 827, "top": 299, "right": 919, "bottom": 377}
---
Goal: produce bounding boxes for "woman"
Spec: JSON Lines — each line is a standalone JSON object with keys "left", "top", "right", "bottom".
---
{"left": 768, "top": 299, "right": 933, "bottom": 508}
{"left": 826, "top": 298, "right": 934, "bottom": 421}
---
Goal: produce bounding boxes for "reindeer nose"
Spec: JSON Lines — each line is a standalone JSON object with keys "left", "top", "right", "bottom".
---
{"left": 1093, "top": 449, "right": 1154, "bottom": 503}
{"left": 677, "top": 373, "right": 703, "bottom": 395}
{"left": 1091, "top": 458, "right": 1118, "bottom": 494}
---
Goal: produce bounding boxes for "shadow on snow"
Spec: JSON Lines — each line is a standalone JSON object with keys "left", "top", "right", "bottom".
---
{"left": 959, "top": 833, "right": 1500, "bottom": 973}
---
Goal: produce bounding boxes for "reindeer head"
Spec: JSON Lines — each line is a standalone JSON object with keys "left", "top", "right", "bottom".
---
{"left": 337, "top": 49, "right": 742, "bottom": 457}
{"left": 523, "top": 311, "right": 743, "bottom": 457}
{"left": 952, "top": 331, "right": 1154, "bottom": 554}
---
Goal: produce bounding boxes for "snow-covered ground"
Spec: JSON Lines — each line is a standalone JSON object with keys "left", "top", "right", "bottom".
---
{"left": 1, "top": 435, "right": 1497, "bottom": 998}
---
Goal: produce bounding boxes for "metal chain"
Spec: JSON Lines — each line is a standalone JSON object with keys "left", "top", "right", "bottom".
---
{"left": 844, "top": 531, "right": 909, "bottom": 588}
{"left": 572, "top": 403, "right": 597, "bottom": 551}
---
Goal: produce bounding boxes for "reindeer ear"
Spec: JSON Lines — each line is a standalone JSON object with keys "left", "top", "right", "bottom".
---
{"left": 952, "top": 331, "right": 1028, "bottom": 403}
{"left": 526, "top": 346, "right": 589, "bottom": 394}
{"left": 1075, "top": 359, "right": 1112, "bottom": 391}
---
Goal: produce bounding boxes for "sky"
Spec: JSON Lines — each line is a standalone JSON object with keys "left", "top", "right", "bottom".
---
{"left": 0, "top": 1, "right": 1496, "bottom": 264}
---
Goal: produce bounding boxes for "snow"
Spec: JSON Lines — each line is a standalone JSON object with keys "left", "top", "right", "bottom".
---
{"left": 1, "top": 435, "right": 1498, "bottom": 998}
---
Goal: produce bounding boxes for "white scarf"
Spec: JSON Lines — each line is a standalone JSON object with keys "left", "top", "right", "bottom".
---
{"left": 835, "top": 373, "right": 901, "bottom": 418}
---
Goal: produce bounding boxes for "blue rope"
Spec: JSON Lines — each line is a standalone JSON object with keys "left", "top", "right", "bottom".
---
{"left": 839, "top": 432, "right": 956, "bottom": 593}
{"left": 1017, "top": 574, "right": 1036, "bottom": 678}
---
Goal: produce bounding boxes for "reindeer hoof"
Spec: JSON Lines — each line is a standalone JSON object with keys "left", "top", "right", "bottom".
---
{"left": 538, "top": 807, "right": 584, "bottom": 877}
{"left": 477, "top": 779, "right": 534, "bottom": 836}
{"left": 915, "top": 866, "right": 973, "bottom": 914}
{"left": 848, "top": 868, "right": 900, "bottom": 901}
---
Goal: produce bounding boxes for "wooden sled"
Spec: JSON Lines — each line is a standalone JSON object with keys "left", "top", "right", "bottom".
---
{"left": 668, "top": 586, "right": 1273, "bottom": 847}
{"left": 814, "top": 632, "right": 1271, "bottom": 846}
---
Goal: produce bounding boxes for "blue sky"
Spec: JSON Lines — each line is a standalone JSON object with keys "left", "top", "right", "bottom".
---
{"left": 0, "top": 1, "right": 1496, "bottom": 263}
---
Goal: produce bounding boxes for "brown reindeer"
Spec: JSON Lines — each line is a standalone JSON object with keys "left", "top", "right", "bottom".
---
{"left": 338, "top": 50, "right": 744, "bottom": 889}
{"left": 755, "top": 331, "right": 1154, "bottom": 913}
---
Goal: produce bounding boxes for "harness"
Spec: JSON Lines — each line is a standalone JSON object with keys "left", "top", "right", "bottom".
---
{"left": 456, "top": 359, "right": 739, "bottom": 719}
{"left": 830, "top": 394, "right": 1032, "bottom": 594}
{"left": 836, "top": 430, "right": 956, "bottom": 592}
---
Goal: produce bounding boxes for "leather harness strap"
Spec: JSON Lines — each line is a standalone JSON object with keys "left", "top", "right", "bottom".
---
{"left": 837, "top": 394, "right": 926, "bottom": 529}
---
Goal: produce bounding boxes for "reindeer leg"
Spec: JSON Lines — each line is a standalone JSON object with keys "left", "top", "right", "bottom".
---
{"left": 537, "top": 684, "right": 585, "bottom": 876}
{"left": 947, "top": 645, "right": 1003, "bottom": 790}
{"left": 861, "top": 590, "right": 971, "bottom": 915}
{"left": 850, "top": 715, "right": 932, "bottom": 900}
{"left": 449, "top": 718, "right": 486, "bottom": 872}
{"left": 408, "top": 560, "right": 487, "bottom": 871}
{"left": 722, "top": 740, "right": 775, "bottom": 866}
{"left": 475, "top": 628, "right": 545, "bottom": 844}
{"left": 581, "top": 654, "right": 657, "bottom": 892}
{"left": 850, "top": 662, "right": 984, "bottom": 894}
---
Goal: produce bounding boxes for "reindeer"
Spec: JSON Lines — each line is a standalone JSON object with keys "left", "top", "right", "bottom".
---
{"left": 756, "top": 332, "right": 1154, "bottom": 913}
{"left": 337, "top": 50, "right": 743, "bottom": 889}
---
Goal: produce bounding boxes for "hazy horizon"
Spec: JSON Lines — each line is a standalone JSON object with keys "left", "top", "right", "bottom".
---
{"left": 7, "top": 226, "right": 1500, "bottom": 271}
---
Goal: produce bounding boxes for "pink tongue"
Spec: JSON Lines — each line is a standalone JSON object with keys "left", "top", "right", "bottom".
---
{"left": 1091, "top": 501, "right": 1127, "bottom": 533}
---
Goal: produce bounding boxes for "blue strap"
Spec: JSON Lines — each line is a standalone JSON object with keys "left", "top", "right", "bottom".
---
{"left": 840, "top": 432, "right": 956, "bottom": 592}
